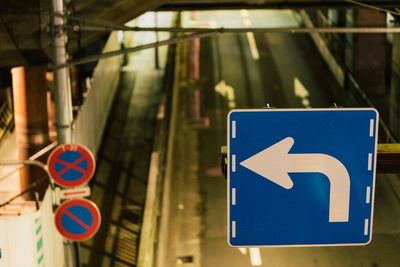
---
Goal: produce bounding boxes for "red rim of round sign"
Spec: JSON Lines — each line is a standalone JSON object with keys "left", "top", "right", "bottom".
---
{"left": 54, "top": 198, "right": 101, "bottom": 241}
{"left": 47, "top": 144, "right": 96, "bottom": 188}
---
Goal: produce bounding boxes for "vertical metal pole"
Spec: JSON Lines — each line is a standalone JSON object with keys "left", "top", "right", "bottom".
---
{"left": 154, "top": 12, "right": 160, "bottom": 70}
{"left": 51, "top": 0, "right": 78, "bottom": 266}
{"left": 51, "top": 0, "right": 73, "bottom": 144}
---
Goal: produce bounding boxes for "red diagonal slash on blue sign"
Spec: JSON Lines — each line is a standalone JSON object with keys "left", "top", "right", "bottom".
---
{"left": 63, "top": 208, "right": 90, "bottom": 230}
{"left": 48, "top": 144, "right": 96, "bottom": 188}
{"left": 55, "top": 198, "right": 101, "bottom": 241}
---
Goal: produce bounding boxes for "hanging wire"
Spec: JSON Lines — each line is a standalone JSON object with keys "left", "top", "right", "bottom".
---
{"left": 53, "top": 24, "right": 400, "bottom": 69}
{"left": 343, "top": 0, "right": 400, "bottom": 17}
{"left": 52, "top": 12, "right": 132, "bottom": 31}
{"left": 51, "top": 4, "right": 400, "bottom": 69}
{"left": 0, "top": 175, "right": 48, "bottom": 209}
{"left": 0, "top": 141, "right": 56, "bottom": 184}
{"left": 51, "top": 0, "right": 400, "bottom": 37}
{"left": 53, "top": 30, "right": 216, "bottom": 69}
{"left": 65, "top": 24, "right": 400, "bottom": 33}
{"left": 55, "top": 9, "right": 400, "bottom": 34}
{"left": 0, "top": 160, "right": 47, "bottom": 170}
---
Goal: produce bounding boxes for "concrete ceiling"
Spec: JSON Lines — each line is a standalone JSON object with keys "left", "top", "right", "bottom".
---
{"left": 0, "top": 0, "right": 397, "bottom": 68}
{"left": 0, "top": 0, "right": 163, "bottom": 68}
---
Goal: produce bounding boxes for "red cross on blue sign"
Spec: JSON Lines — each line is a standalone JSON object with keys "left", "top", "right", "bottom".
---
{"left": 47, "top": 144, "right": 96, "bottom": 188}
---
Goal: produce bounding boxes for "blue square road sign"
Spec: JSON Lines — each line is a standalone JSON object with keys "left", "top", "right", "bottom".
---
{"left": 227, "top": 108, "right": 379, "bottom": 247}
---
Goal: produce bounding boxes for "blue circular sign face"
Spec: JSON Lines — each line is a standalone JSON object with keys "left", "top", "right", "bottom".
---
{"left": 48, "top": 144, "right": 96, "bottom": 188}
{"left": 55, "top": 199, "right": 101, "bottom": 241}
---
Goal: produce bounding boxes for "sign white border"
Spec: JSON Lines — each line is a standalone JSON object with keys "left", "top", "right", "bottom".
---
{"left": 227, "top": 108, "right": 379, "bottom": 247}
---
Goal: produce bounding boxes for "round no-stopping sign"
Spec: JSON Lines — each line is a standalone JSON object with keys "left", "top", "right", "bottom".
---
{"left": 55, "top": 198, "right": 101, "bottom": 241}
{"left": 47, "top": 144, "right": 95, "bottom": 188}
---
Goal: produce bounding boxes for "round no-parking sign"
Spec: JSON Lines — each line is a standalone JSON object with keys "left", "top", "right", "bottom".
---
{"left": 47, "top": 144, "right": 96, "bottom": 188}
{"left": 55, "top": 199, "right": 101, "bottom": 241}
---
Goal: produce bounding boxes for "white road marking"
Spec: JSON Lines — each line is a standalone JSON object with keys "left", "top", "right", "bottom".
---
{"left": 232, "top": 221, "right": 236, "bottom": 238}
{"left": 238, "top": 248, "right": 247, "bottom": 255}
{"left": 294, "top": 77, "right": 310, "bottom": 98}
{"left": 241, "top": 15, "right": 259, "bottom": 61}
{"left": 232, "top": 121, "right": 236, "bottom": 139}
{"left": 366, "top": 186, "right": 371, "bottom": 204}
{"left": 240, "top": 9, "right": 249, "bottom": 17}
{"left": 232, "top": 188, "right": 237, "bottom": 205}
{"left": 294, "top": 77, "right": 311, "bottom": 108}
{"left": 249, "top": 248, "right": 263, "bottom": 266}
{"left": 364, "top": 219, "right": 369, "bottom": 236}
{"left": 368, "top": 153, "right": 372, "bottom": 171}
{"left": 243, "top": 18, "right": 252, "bottom": 26}
{"left": 246, "top": 32, "right": 260, "bottom": 60}
{"left": 302, "top": 98, "right": 311, "bottom": 108}
{"left": 215, "top": 80, "right": 236, "bottom": 109}
{"left": 369, "top": 119, "right": 375, "bottom": 137}
{"left": 232, "top": 154, "right": 236, "bottom": 172}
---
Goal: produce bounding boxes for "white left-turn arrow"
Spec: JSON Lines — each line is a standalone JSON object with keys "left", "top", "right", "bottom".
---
{"left": 240, "top": 137, "right": 350, "bottom": 222}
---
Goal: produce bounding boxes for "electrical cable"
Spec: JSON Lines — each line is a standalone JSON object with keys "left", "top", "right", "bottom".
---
{"left": 343, "top": 0, "right": 400, "bottom": 17}
{"left": 53, "top": 1, "right": 400, "bottom": 34}
{"left": 65, "top": 25, "right": 400, "bottom": 33}
{"left": 0, "top": 175, "right": 48, "bottom": 209}
{"left": 52, "top": 12, "right": 132, "bottom": 31}
{"left": 52, "top": 6, "right": 400, "bottom": 71}
{"left": 0, "top": 142, "right": 56, "bottom": 185}
{"left": 52, "top": 24, "right": 400, "bottom": 69}
{"left": 53, "top": 30, "right": 216, "bottom": 69}
{"left": 52, "top": 25, "right": 400, "bottom": 69}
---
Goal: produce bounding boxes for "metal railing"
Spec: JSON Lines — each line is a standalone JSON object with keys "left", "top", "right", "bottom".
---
{"left": 0, "top": 102, "right": 14, "bottom": 144}
{"left": 302, "top": 9, "right": 398, "bottom": 143}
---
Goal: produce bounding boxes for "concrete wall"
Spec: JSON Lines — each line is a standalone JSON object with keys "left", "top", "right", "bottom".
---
{"left": 0, "top": 30, "right": 121, "bottom": 267}
{"left": 389, "top": 33, "right": 400, "bottom": 138}
{"left": 300, "top": 10, "right": 345, "bottom": 88}
{"left": 353, "top": 10, "right": 387, "bottom": 95}
{"left": 72, "top": 32, "right": 122, "bottom": 156}
{"left": 0, "top": 189, "right": 64, "bottom": 267}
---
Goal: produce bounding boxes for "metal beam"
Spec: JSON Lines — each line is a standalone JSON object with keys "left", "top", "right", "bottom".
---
{"left": 57, "top": 26, "right": 400, "bottom": 69}
{"left": 125, "top": 26, "right": 400, "bottom": 34}
{"left": 377, "top": 144, "right": 400, "bottom": 173}
{"left": 73, "top": 24, "right": 400, "bottom": 34}
{"left": 221, "top": 144, "right": 400, "bottom": 177}
{"left": 157, "top": 1, "right": 400, "bottom": 11}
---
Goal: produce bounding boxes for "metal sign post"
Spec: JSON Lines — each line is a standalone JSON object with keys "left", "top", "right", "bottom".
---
{"left": 51, "top": 0, "right": 76, "bottom": 264}
{"left": 51, "top": 0, "right": 73, "bottom": 145}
